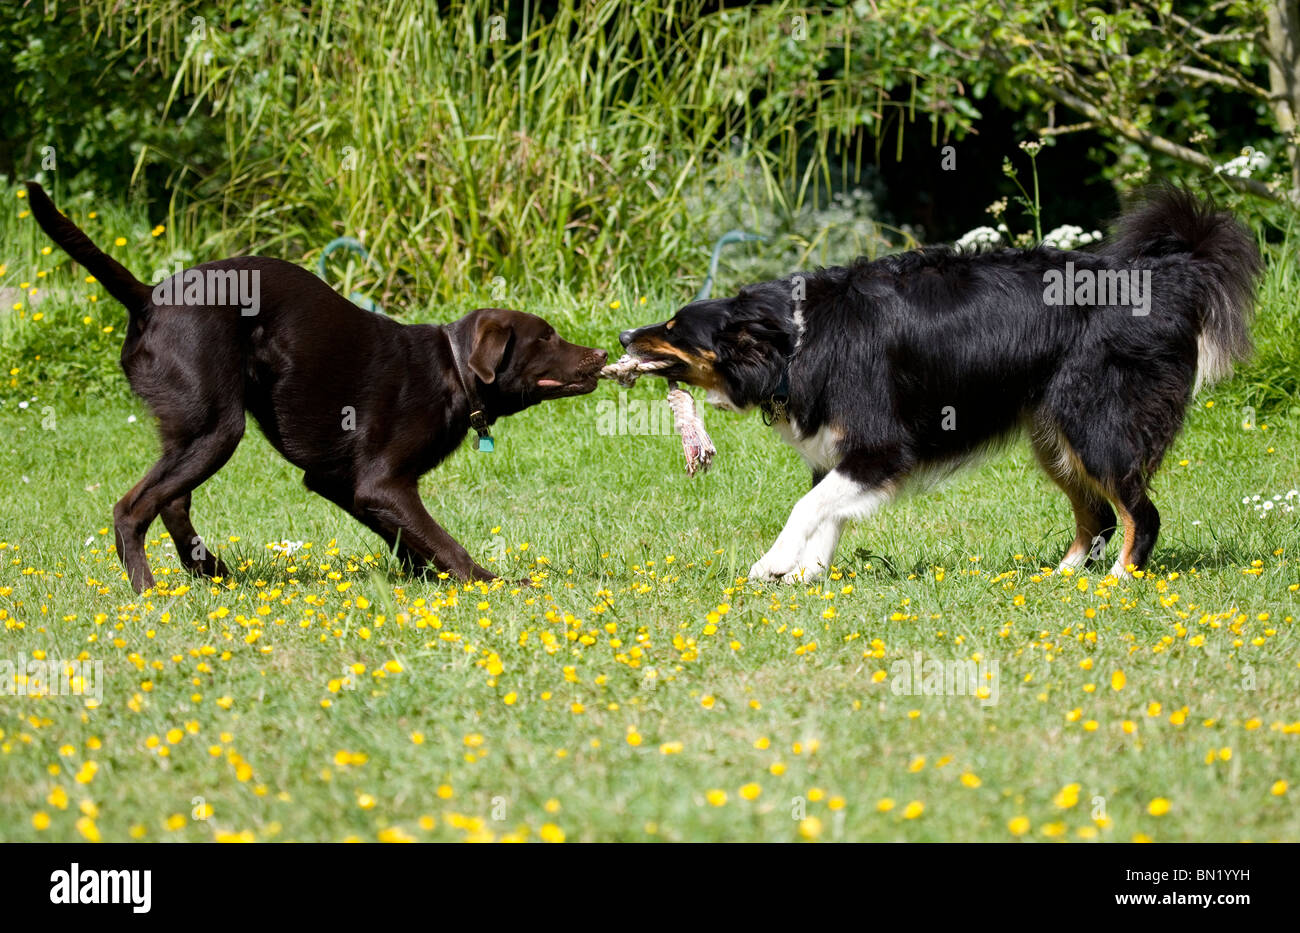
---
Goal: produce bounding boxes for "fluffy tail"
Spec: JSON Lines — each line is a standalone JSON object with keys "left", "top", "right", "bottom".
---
{"left": 24, "top": 182, "right": 152, "bottom": 316}
{"left": 1103, "top": 185, "right": 1262, "bottom": 389}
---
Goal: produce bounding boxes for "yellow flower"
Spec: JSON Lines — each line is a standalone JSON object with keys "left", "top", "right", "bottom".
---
{"left": 165, "top": 813, "right": 186, "bottom": 831}
{"left": 798, "top": 817, "right": 823, "bottom": 839}
{"left": 902, "top": 800, "right": 924, "bottom": 819}
{"left": 75, "top": 817, "right": 100, "bottom": 842}
{"left": 1110, "top": 670, "right": 1126, "bottom": 691}
{"left": 739, "top": 782, "right": 761, "bottom": 801}
{"left": 877, "top": 797, "right": 895, "bottom": 812}
{"left": 114, "top": 236, "right": 126, "bottom": 247}
{"left": 1007, "top": 816, "right": 1030, "bottom": 836}
{"left": 706, "top": 789, "right": 727, "bottom": 807}
{"left": 1053, "top": 783, "right": 1081, "bottom": 809}
{"left": 960, "top": 772, "right": 981, "bottom": 788}
{"left": 1147, "top": 797, "right": 1171, "bottom": 816}
{"left": 1271, "top": 780, "right": 1288, "bottom": 796}
{"left": 32, "top": 811, "right": 50, "bottom": 830}
{"left": 539, "top": 823, "right": 565, "bottom": 843}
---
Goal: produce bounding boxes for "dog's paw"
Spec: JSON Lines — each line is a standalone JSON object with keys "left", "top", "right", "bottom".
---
{"left": 779, "top": 564, "right": 824, "bottom": 585}
{"left": 748, "top": 539, "right": 803, "bottom": 582}
{"left": 1056, "top": 548, "right": 1088, "bottom": 573}
{"left": 747, "top": 558, "right": 780, "bottom": 582}
{"left": 749, "top": 551, "right": 825, "bottom": 585}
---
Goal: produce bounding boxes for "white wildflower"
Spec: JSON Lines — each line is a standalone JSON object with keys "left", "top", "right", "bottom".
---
{"left": 1214, "top": 148, "right": 1268, "bottom": 178}
{"left": 955, "top": 226, "right": 1004, "bottom": 252}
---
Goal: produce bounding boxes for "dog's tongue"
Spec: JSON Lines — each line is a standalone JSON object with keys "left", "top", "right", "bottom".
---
{"left": 537, "top": 378, "right": 563, "bottom": 387}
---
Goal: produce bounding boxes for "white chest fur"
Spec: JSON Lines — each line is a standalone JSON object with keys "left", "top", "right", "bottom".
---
{"left": 773, "top": 417, "right": 843, "bottom": 474}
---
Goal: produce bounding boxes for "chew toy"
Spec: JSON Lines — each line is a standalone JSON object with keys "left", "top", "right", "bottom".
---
{"left": 600, "top": 355, "right": 716, "bottom": 476}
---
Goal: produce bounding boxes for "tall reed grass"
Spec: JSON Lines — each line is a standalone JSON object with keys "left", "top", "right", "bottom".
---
{"left": 85, "top": 0, "right": 878, "bottom": 306}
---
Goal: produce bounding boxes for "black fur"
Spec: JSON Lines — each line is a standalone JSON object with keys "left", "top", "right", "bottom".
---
{"left": 621, "top": 187, "right": 1261, "bottom": 575}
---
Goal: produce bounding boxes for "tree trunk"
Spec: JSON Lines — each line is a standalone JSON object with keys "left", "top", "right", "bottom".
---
{"left": 1263, "top": 0, "right": 1300, "bottom": 194}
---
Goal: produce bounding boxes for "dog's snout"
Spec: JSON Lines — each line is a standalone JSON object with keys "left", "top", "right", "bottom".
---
{"left": 619, "top": 329, "right": 635, "bottom": 347}
{"left": 594, "top": 348, "right": 609, "bottom": 365}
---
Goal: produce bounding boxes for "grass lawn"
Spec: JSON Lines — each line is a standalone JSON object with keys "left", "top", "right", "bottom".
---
{"left": 1, "top": 366, "right": 1297, "bottom": 842}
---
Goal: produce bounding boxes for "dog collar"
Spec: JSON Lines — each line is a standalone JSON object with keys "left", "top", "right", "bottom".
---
{"left": 444, "top": 330, "right": 495, "bottom": 452}
{"left": 760, "top": 368, "right": 790, "bottom": 426}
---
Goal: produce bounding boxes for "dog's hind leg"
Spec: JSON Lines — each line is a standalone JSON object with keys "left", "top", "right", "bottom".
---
{"left": 115, "top": 415, "right": 245, "bottom": 592}
{"left": 1029, "top": 429, "right": 1116, "bottom": 572}
{"left": 159, "top": 492, "right": 230, "bottom": 580}
{"left": 1108, "top": 479, "right": 1161, "bottom": 578}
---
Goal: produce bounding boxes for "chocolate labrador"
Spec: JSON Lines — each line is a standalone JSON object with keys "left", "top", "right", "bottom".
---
{"left": 26, "top": 182, "right": 606, "bottom": 592}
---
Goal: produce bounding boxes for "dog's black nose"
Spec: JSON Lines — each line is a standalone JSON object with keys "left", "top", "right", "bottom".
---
{"left": 619, "top": 329, "right": 635, "bottom": 347}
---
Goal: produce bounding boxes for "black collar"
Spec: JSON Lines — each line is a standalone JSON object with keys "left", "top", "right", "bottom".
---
{"left": 444, "top": 329, "right": 493, "bottom": 450}
{"left": 760, "top": 367, "right": 790, "bottom": 426}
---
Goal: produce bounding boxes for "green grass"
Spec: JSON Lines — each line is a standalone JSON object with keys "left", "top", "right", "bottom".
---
{"left": 2, "top": 184, "right": 1298, "bottom": 843}
{"left": 0, "top": 368, "right": 1297, "bottom": 842}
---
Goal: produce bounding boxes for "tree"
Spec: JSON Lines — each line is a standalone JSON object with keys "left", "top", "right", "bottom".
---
{"left": 923, "top": 0, "right": 1299, "bottom": 205}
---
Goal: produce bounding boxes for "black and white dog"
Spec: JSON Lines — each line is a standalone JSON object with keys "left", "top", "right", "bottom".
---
{"left": 619, "top": 188, "right": 1261, "bottom": 583}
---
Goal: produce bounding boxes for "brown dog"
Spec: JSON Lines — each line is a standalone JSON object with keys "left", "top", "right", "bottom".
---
{"left": 26, "top": 182, "right": 606, "bottom": 592}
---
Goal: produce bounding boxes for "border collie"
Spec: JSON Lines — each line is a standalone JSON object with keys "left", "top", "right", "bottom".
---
{"left": 618, "top": 188, "right": 1261, "bottom": 583}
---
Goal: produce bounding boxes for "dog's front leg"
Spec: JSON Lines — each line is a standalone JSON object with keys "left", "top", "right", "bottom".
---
{"left": 749, "top": 470, "right": 892, "bottom": 584}
{"left": 356, "top": 481, "right": 498, "bottom": 582}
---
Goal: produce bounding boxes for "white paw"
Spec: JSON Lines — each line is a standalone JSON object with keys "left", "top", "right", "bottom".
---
{"left": 1108, "top": 560, "right": 1134, "bottom": 579}
{"left": 1057, "top": 552, "right": 1087, "bottom": 573}
{"left": 749, "top": 538, "right": 806, "bottom": 583}
{"left": 749, "top": 551, "right": 828, "bottom": 586}
{"left": 748, "top": 558, "right": 778, "bottom": 582}
{"left": 780, "top": 564, "right": 825, "bottom": 585}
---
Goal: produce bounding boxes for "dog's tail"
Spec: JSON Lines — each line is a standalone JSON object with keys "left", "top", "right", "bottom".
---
{"left": 24, "top": 182, "right": 153, "bottom": 317}
{"left": 1102, "top": 185, "right": 1261, "bottom": 390}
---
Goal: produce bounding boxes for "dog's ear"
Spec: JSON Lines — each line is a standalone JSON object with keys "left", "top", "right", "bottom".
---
{"left": 468, "top": 320, "right": 513, "bottom": 384}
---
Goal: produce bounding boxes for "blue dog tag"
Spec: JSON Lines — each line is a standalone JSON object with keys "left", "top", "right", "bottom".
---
{"left": 477, "top": 435, "right": 495, "bottom": 452}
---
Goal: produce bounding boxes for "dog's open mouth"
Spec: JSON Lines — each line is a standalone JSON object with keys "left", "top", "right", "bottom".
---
{"left": 537, "top": 361, "right": 605, "bottom": 396}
